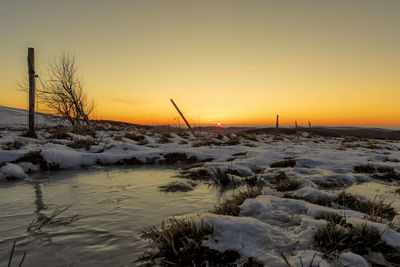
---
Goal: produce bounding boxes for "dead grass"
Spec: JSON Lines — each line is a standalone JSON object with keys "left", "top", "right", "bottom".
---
{"left": 270, "top": 159, "right": 296, "bottom": 168}
{"left": 137, "top": 217, "right": 241, "bottom": 266}
{"left": 124, "top": 133, "right": 145, "bottom": 142}
{"left": 244, "top": 171, "right": 265, "bottom": 187}
{"left": 373, "top": 167, "right": 400, "bottom": 182}
{"left": 158, "top": 134, "right": 172, "bottom": 144}
{"left": 8, "top": 241, "right": 27, "bottom": 267}
{"left": 335, "top": 192, "right": 397, "bottom": 221}
{"left": 354, "top": 164, "right": 376, "bottom": 173}
{"left": 192, "top": 138, "right": 221, "bottom": 147}
{"left": 314, "top": 219, "right": 400, "bottom": 265}
{"left": 71, "top": 124, "right": 96, "bottom": 137}
{"left": 213, "top": 187, "right": 262, "bottom": 216}
{"left": 27, "top": 204, "right": 79, "bottom": 233}
{"left": 67, "top": 138, "right": 98, "bottom": 150}
{"left": 49, "top": 126, "right": 71, "bottom": 139}
{"left": 162, "top": 152, "right": 198, "bottom": 164}
{"left": 14, "top": 151, "right": 49, "bottom": 171}
{"left": 185, "top": 168, "right": 211, "bottom": 180}
{"left": 158, "top": 181, "right": 194, "bottom": 192}
{"left": 113, "top": 136, "right": 123, "bottom": 141}
{"left": 211, "top": 168, "right": 233, "bottom": 187}
{"left": 315, "top": 212, "right": 345, "bottom": 225}
{"left": 2, "top": 140, "right": 25, "bottom": 150}
{"left": 354, "top": 164, "right": 400, "bottom": 181}
{"left": 272, "top": 179, "right": 302, "bottom": 192}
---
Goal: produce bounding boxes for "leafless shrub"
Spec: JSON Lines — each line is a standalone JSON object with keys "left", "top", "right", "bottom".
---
{"left": 20, "top": 53, "right": 94, "bottom": 126}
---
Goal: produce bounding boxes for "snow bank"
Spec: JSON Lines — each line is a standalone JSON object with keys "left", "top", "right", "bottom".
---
{"left": 0, "top": 163, "right": 27, "bottom": 180}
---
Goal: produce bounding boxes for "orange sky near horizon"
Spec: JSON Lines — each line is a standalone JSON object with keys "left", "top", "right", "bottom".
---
{"left": 1, "top": 0, "right": 399, "bottom": 126}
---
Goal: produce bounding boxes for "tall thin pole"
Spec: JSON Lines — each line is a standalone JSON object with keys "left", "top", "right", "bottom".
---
{"left": 276, "top": 115, "right": 279, "bottom": 129}
{"left": 28, "top": 47, "right": 36, "bottom": 137}
{"left": 170, "top": 99, "right": 193, "bottom": 133}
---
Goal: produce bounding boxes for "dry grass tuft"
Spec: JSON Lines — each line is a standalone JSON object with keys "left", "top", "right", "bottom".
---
{"left": 354, "top": 164, "right": 376, "bottom": 174}
{"left": 213, "top": 187, "right": 262, "bottom": 216}
{"left": 15, "top": 150, "right": 50, "bottom": 171}
{"left": 314, "top": 219, "right": 400, "bottom": 265}
{"left": 272, "top": 179, "right": 302, "bottom": 192}
{"left": 124, "top": 133, "right": 145, "bottom": 142}
{"left": 137, "top": 217, "right": 241, "bottom": 266}
{"left": 158, "top": 181, "right": 194, "bottom": 192}
{"left": 27, "top": 204, "right": 79, "bottom": 233}
{"left": 335, "top": 192, "right": 396, "bottom": 221}
{"left": 71, "top": 125, "right": 97, "bottom": 137}
{"left": 113, "top": 135, "right": 123, "bottom": 142}
{"left": 162, "top": 152, "right": 198, "bottom": 164}
{"left": 158, "top": 134, "right": 172, "bottom": 144}
{"left": 49, "top": 126, "right": 71, "bottom": 139}
{"left": 270, "top": 159, "right": 296, "bottom": 168}
{"left": 3, "top": 140, "right": 25, "bottom": 150}
{"left": 67, "top": 138, "right": 98, "bottom": 150}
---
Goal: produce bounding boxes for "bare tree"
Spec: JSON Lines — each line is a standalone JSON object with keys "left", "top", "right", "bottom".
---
{"left": 20, "top": 53, "right": 94, "bottom": 126}
{"left": 41, "top": 53, "right": 94, "bottom": 125}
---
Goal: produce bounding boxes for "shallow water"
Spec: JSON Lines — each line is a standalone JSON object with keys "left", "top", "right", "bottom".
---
{"left": 0, "top": 166, "right": 231, "bottom": 266}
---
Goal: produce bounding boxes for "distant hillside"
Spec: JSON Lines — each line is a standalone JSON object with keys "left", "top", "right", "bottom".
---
{"left": 0, "top": 106, "right": 59, "bottom": 128}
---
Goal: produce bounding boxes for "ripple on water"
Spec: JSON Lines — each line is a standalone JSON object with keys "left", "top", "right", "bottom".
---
{"left": 0, "top": 166, "right": 233, "bottom": 266}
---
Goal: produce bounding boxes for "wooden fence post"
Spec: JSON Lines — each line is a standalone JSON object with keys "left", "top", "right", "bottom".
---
{"left": 170, "top": 99, "right": 194, "bottom": 134}
{"left": 28, "top": 47, "right": 36, "bottom": 137}
{"left": 276, "top": 115, "right": 279, "bottom": 129}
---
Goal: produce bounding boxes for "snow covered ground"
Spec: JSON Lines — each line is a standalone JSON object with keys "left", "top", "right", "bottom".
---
{"left": 0, "top": 106, "right": 59, "bottom": 129}
{"left": 1, "top": 111, "right": 400, "bottom": 266}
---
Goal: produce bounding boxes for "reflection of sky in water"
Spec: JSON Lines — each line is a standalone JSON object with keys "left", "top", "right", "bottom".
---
{"left": 0, "top": 166, "right": 234, "bottom": 266}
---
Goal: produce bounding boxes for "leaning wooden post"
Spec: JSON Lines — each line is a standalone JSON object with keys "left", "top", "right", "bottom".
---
{"left": 295, "top": 120, "right": 298, "bottom": 131}
{"left": 276, "top": 115, "right": 279, "bottom": 129}
{"left": 308, "top": 121, "right": 312, "bottom": 136}
{"left": 28, "top": 47, "right": 37, "bottom": 137}
{"left": 170, "top": 99, "right": 194, "bottom": 134}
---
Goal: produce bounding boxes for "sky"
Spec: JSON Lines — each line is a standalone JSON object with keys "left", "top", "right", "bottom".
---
{"left": 0, "top": 0, "right": 399, "bottom": 126}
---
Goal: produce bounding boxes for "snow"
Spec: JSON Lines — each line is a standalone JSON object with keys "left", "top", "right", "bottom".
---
{"left": 0, "top": 106, "right": 60, "bottom": 129}
{"left": 0, "top": 163, "right": 27, "bottom": 180}
{"left": 1, "top": 106, "right": 400, "bottom": 266}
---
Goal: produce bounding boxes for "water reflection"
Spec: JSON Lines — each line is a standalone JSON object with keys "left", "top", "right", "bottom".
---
{"left": 0, "top": 166, "right": 232, "bottom": 266}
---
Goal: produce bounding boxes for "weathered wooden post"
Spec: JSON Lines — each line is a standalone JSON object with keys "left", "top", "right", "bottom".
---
{"left": 27, "top": 47, "right": 37, "bottom": 137}
{"left": 170, "top": 99, "right": 194, "bottom": 134}
{"left": 308, "top": 121, "right": 312, "bottom": 136}
{"left": 276, "top": 115, "right": 279, "bottom": 129}
{"left": 295, "top": 120, "right": 298, "bottom": 132}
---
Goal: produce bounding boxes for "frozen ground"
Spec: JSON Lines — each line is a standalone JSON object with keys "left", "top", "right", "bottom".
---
{"left": 1, "top": 110, "right": 400, "bottom": 266}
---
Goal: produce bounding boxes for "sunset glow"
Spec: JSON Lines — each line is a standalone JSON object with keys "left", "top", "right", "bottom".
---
{"left": 0, "top": 0, "right": 399, "bottom": 127}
